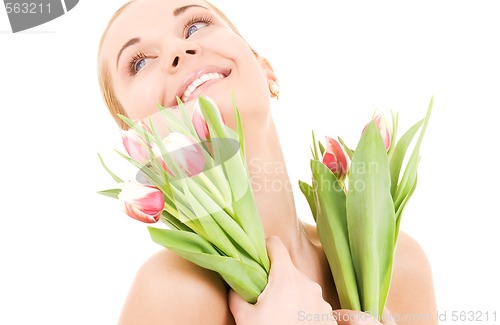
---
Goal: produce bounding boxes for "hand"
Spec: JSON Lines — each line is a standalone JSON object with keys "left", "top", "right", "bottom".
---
{"left": 229, "top": 236, "right": 334, "bottom": 325}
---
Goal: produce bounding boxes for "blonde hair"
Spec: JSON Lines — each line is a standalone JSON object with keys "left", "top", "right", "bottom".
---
{"left": 97, "top": 0, "right": 258, "bottom": 129}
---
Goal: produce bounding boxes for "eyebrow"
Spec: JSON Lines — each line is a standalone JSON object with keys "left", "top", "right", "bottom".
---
{"left": 173, "top": 4, "right": 208, "bottom": 16}
{"left": 115, "top": 5, "right": 209, "bottom": 69}
{"left": 116, "top": 37, "right": 141, "bottom": 69}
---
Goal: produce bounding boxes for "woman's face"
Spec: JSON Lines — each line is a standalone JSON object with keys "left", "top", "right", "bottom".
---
{"left": 100, "top": 0, "right": 274, "bottom": 126}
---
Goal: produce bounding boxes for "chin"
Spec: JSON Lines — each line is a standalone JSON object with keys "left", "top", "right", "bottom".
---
{"left": 196, "top": 88, "right": 271, "bottom": 128}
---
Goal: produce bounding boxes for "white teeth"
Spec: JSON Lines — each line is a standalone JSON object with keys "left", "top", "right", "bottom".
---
{"left": 181, "top": 73, "right": 225, "bottom": 102}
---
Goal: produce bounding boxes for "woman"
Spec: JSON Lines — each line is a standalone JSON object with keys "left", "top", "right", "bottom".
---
{"left": 98, "top": 0, "right": 437, "bottom": 323}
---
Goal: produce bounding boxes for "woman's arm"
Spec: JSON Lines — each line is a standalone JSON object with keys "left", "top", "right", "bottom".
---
{"left": 118, "top": 249, "right": 235, "bottom": 325}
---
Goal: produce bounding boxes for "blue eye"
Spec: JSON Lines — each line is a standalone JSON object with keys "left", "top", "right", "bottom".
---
{"left": 128, "top": 52, "right": 153, "bottom": 76}
{"left": 186, "top": 21, "right": 209, "bottom": 38}
{"left": 184, "top": 16, "right": 213, "bottom": 38}
{"left": 135, "top": 58, "right": 147, "bottom": 71}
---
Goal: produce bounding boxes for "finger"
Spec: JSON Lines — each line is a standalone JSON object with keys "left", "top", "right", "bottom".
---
{"left": 333, "top": 309, "right": 379, "bottom": 325}
{"left": 381, "top": 306, "right": 398, "bottom": 325}
{"left": 265, "top": 236, "right": 302, "bottom": 292}
{"left": 228, "top": 289, "right": 252, "bottom": 320}
{"left": 266, "top": 236, "right": 293, "bottom": 268}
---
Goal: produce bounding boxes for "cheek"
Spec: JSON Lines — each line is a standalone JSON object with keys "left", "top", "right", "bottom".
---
{"left": 209, "top": 32, "right": 270, "bottom": 100}
{"left": 121, "top": 76, "right": 164, "bottom": 120}
{"left": 231, "top": 50, "right": 271, "bottom": 115}
{"left": 209, "top": 29, "right": 265, "bottom": 79}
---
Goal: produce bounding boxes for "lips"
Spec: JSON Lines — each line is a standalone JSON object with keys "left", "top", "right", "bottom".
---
{"left": 175, "top": 66, "right": 231, "bottom": 105}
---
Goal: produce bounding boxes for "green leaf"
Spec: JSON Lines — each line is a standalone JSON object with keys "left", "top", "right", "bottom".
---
{"left": 148, "top": 227, "right": 267, "bottom": 303}
{"left": 178, "top": 98, "right": 202, "bottom": 141}
{"left": 198, "top": 166, "right": 232, "bottom": 208}
{"left": 346, "top": 122, "right": 396, "bottom": 317}
{"left": 394, "top": 97, "right": 433, "bottom": 215}
{"left": 394, "top": 175, "right": 418, "bottom": 239}
{"left": 199, "top": 98, "right": 245, "bottom": 192}
{"left": 160, "top": 210, "right": 194, "bottom": 232}
{"left": 154, "top": 103, "right": 191, "bottom": 136}
{"left": 176, "top": 178, "right": 240, "bottom": 259}
{"left": 338, "top": 137, "right": 354, "bottom": 159}
{"left": 113, "top": 149, "right": 165, "bottom": 191}
{"left": 310, "top": 160, "right": 361, "bottom": 310}
{"left": 230, "top": 185, "right": 270, "bottom": 272}
{"left": 311, "top": 130, "right": 320, "bottom": 160}
{"left": 318, "top": 140, "right": 326, "bottom": 157}
{"left": 185, "top": 177, "right": 261, "bottom": 262}
{"left": 389, "top": 119, "right": 424, "bottom": 198}
{"left": 232, "top": 94, "right": 247, "bottom": 162}
{"left": 118, "top": 114, "right": 159, "bottom": 151}
{"left": 97, "top": 153, "right": 123, "bottom": 183}
{"left": 117, "top": 114, "right": 140, "bottom": 131}
{"left": 169, "top": 186, "right": 206, "bottom": 234}
{"left": 387, "top": 111, "right": 399, "bottom": 160}
{"left": 205, "top": 135, "right": 269, "bottom": 270}
{"left": 199, "top": 97, "right": 237, "bottom": 141}
{"left": 298, "top": 180, "right": 317, "bottom": 222}
{"left": 96, "top": 188, "right": 121, "bottom": 199}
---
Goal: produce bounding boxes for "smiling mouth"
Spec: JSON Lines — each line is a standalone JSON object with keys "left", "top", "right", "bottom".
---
{"left": 181, "top": 72, "right": 226, "bottom": 102}
{"left": 175, "top": 66, "right": 231, "bottom": 106}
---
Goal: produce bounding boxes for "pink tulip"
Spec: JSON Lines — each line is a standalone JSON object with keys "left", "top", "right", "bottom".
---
{"left": 322, "top": 137, "right": 348, "bottom": 180}
{"left": 156, "top": 132, "right": 206, "bottom": 177}
{"left": 363, "top": 114, "right": 392, "bottom": 151}
{"left": 118, "top": 182, "right": 164, "bottom": 223}
{"left": 121, "top": 121, "right": 151, "bottom": 164}
{"left": 191, "top": 98, "right": 225, "bottom": 141}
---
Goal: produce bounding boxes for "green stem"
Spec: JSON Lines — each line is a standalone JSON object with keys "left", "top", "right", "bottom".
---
{"left": 197, "top": 172, "right": 232, "bottom": 212}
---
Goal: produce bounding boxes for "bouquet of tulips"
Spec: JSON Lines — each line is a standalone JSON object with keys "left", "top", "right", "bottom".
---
{"left": 98, "top": 97, "right": 269, "bottom": 303}
{"left": 299, "top": 98, "right": 434, "bottom": 318}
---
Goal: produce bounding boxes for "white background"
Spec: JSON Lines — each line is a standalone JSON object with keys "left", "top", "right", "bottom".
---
{"left": 1, "top": 1, "right": 499, "bottom": 324}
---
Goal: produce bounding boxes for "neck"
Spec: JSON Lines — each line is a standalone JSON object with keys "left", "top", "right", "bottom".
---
{"left": 240, "top": 112, "right": 337, "bottom": 306}
{"left": 242, "top": 112, "right": 338, "bottom": 307}
{"left": 243, "top": 114, "right": 312, "bottom": 262}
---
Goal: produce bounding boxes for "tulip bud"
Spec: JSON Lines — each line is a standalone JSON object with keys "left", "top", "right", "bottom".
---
{"left": 155, "top": 132, "right": 206, "bottom": 177}
{"left": 121, "top": 121, "right": 151, "bottom": 165}
{"left": 118, "top": 182, "right": 164, "bottom": 223}
{"left": 363, "top": 114, "right": 392, "bottom": 151}
{"left": 191, "top": 97, "right": 225, "bottom": 141}
{"left": 322, "top": 136, "right": 349, "bottom": 180}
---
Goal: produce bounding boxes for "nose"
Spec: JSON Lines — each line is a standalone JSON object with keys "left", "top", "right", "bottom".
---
{"left": 171, "top": 49, "right": 197, "bottom": 67}
{"left": 166, "top": 41, "right": 200, "bottom": 72}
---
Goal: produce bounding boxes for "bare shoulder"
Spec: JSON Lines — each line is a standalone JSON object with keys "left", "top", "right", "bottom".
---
{"left": 387, "top": 231, "right": 438, "bottom": 324}
{"left": 118, "top": 249, "right": 235, "bottom": 325}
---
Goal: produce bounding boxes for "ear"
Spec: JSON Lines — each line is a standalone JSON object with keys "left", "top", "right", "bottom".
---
{"left": 258, "top": 57, "right": 279, "bottom": 85}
